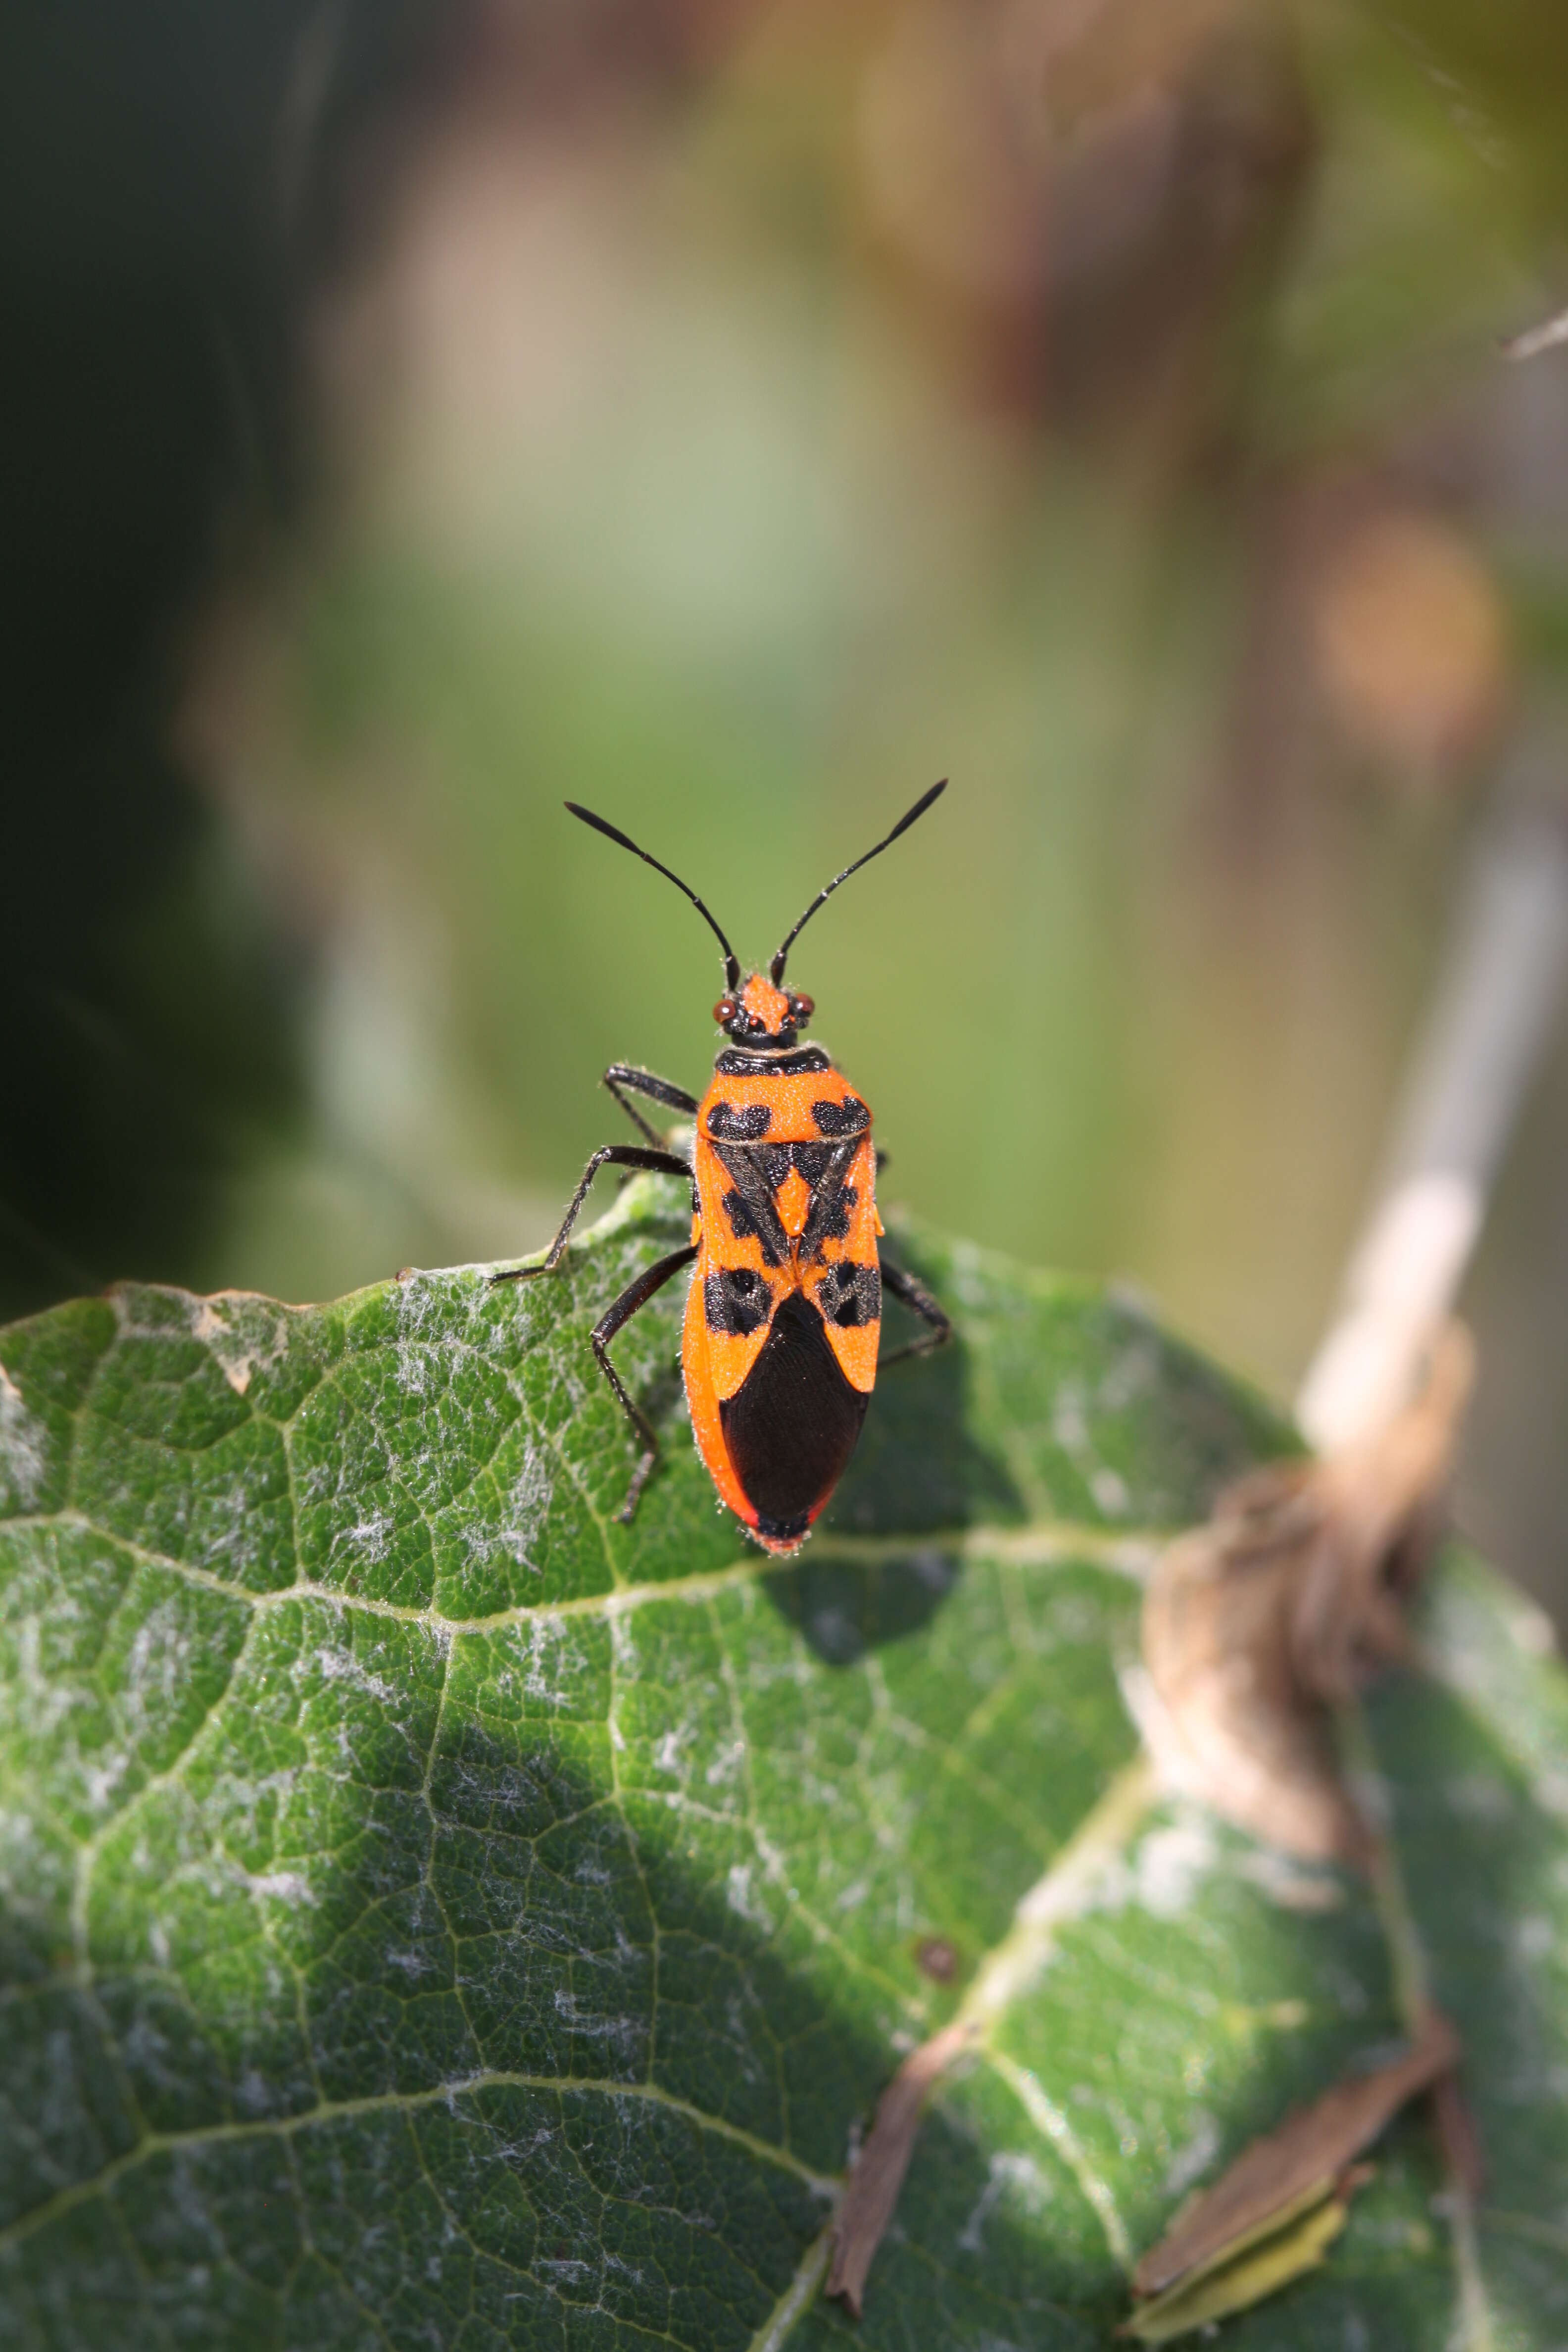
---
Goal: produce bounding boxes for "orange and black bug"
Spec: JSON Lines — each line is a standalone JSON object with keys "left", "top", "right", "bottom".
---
{"left": 493, "top": 784, "right": 951, "bottom": 1555}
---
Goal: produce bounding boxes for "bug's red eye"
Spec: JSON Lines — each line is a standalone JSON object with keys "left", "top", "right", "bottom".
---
{"left": 792, "top": 994, "right": 814, "bottom": 1021}
{"left": 714, "top": 998, "right": 736, "bottom": 1025}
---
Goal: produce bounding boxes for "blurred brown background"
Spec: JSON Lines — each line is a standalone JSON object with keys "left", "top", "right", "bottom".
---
{"left": 5, "top": 0, "right": 1568, "bottom": 1618}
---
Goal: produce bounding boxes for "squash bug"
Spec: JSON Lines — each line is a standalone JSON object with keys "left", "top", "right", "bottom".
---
{"left": 494, "top": 783, "right": 951, "bottom": 1553}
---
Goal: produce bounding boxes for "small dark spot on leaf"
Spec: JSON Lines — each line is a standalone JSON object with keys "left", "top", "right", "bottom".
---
{"left": 915, "top": 1936, "right": 960, "bottom": 1982}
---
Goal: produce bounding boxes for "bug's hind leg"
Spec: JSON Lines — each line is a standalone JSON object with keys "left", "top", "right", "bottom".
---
{"left": 588, "top": 1243, "right": 699, "bottom": 1520}
{"left": 490, "top": 1144, "right": 691, "bottom": 1283}
{"left": 603, "top": 1064, "right": 699, "bottom": 1148}
{"left": 878, "top": 1254, "right": 951, "bottom": 1365}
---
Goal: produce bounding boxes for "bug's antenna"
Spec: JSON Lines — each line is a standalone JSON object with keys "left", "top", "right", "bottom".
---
{"left": 770, "top": 780, "right": 947, "bottom": 983}
{"left": 566, "top": 802, "right": 741, "bottom": 992}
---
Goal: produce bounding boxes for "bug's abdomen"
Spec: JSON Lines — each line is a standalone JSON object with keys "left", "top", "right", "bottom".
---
{"left": 717, "top": 1293, "right": 868, "bottom": 1547}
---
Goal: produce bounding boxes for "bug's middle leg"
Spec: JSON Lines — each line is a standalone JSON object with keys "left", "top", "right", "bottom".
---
{"left": 878, "top": 1254, "right": 951, "bottom": 1364}
{"left": 490, "top": 1144, "right": 691, "bottom": 1283}
{"left": 588, "top": 1242, "right": 700, "bottom": 1520}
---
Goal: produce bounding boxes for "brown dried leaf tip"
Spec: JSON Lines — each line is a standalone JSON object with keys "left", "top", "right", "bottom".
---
{"left": 1138, "top": 1323, "right": 1472, "bottom": 1862}
{"left": 1124, "top": 2006, "right": 1462, "bottom": 2343}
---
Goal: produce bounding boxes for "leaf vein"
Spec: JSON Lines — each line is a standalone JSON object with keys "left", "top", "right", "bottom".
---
{"left": 0, "top": 2071, "right": 841, "bottom": 2256}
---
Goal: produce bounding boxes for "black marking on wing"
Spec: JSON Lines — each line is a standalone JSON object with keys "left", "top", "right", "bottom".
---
{"left": 707, "top": 1100, "right": 771, "bottom": 1139}
{"left": 722, "top": 1190, "right": 766, "bottom": 1254}
{"left": 711, "top": 1142, "right": 789, "bottom": 1267}
{"left": 800, "top": 1138, "right": 861, "bottom": 1260}
{"left": 811, "top": 1096, "right": 870, "bottom": 1136}
{"left": 811, "top": 1185, "right": 856, "bottom": 1247}
{"left": 703, "top": 1266, "right": 773, "bottom": 1337}
{"left": 791, "top": 1141, "right": 833, "bottom": 1186}
{"left": 816, "top": 1261, "right": 881, "bottom": 1329}
{"left": 719, "top": 1291, "right": 867, "bottom": 1528}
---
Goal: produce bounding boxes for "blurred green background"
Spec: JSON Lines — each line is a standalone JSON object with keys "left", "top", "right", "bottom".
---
{"left": 6, "top": 0, "right": 1568, "bottom": 1613}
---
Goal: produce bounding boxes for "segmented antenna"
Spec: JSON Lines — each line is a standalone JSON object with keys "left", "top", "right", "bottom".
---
{"left": 566, "top": 802, "right": 741, "bottom": 992}
{"left": 770, "top": 780, "right": 947, "bottom": 983}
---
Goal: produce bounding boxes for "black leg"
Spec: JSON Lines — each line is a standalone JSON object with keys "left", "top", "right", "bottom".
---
{"left": 490, "top": 1145, "right": 691, "bottom": 1283}
{"left": 879, "top": 1254, "right": 951, "bottom": 1364}
{"left": 603, "top": 1063, "right": 699, "bottom": 1148}
{"left": 590, "top": 1243, "right": 700, "bottom": 1520}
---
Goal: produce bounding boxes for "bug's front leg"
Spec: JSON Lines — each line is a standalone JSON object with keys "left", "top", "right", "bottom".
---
{"left": 588, "top": 1242, "right": 699, "bottom": 1519}
{"left": 490, "top": 1144, "right": 692, "bottom": 1283}
{"left": 878, "top": 1255, "right": 951, "bottom": 1364}
{"left": 603, "top": 1063, "right": 699, "bottom": 1148}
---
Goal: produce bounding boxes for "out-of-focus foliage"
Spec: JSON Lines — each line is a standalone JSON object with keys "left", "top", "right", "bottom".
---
{"left": 7, "top": 0, "right": 1568, "bottom": 1611}
{"left": 0, "top": 0, "right": 451, "bottom": 1318}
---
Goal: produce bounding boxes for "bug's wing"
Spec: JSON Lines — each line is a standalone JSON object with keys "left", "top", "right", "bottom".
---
{"left": 687, "top": 1134, "right": 781, "bottom": 1403}
{"left": 681, "top": 1269, "right": 757, "bottom": 1530}
{"left": 800, "top": 1134, "right": 883, "bottom": 1394}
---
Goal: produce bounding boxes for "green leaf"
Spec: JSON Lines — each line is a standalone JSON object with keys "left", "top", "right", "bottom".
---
{"left": 0, "top": 1176, "right": 1564, "bottom": 2348}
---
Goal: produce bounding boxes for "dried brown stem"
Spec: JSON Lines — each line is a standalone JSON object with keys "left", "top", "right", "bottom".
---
{"left": 825, "top": 2022, "right": 976, "bottom": 2317}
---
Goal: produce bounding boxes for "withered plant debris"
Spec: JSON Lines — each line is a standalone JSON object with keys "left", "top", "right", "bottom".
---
{"left": 1122, "top": 2168, "right": 1372, "bottom": 2345}
{"left": 826, "top": 2020, "right": 976, "bottom": 2317}
{"left": 1132, "top": 2005, "right": 1458, "bottom": 2297}
{"left": 1124, "top": 2007, "right": 1461, "bottom": 2341}
{"left": 1140, "top": 1324, "right": 1472, "bottom": 1861}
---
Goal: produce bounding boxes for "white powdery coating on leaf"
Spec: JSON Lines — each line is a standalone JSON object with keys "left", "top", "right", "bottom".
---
{"left": 331, "top": 1510, "right": 394, "bottom": 1569}
{"left": 550, "top": 1990, "right": 642, "bottom": 2057}
{"left": 311, "top": 1643, "right": 398, "bottom": 1705}
{"left": 242, "top": 1870, "right": 315, "bottom": 1907}
{"left": 957, "top": 2152, "right": 1052, "bottom": 2254}
{"left": 652, "top": 1724, "right": 694, "bottom": 1775}
{"left": 1161, "top": 2108, "right": 1221, "bottom": 2198}
{"left": 1090, "top": 1469, "right": 1130, "bottom": 1518}
{"left": 726, "top": 1862, "right": 774, "bottom": 1930}
{"left": 1049, "top": 1369, "right": 1138, "bottom": 1517}
{"left": 1083, "top": 1811, "right": 1220, "bottom": 1927}
{"left": 1097, "top": 1335, "right": 1159, "bottom": 1416}
{"left": 0, "top": 1366, "right": 47, "bottom": 1509}
{"left": 490, "top": 1432, "right": 553, "bottom": 1573}
{"left": 1236, "top": 1847, "right": 1345, "bottom": 1914}
{"left": 515, "top": 1614, "right": 592, "bottom": 1709}
{"left": 1127, "top": 1817, "right": 1219, "bottom": 1917}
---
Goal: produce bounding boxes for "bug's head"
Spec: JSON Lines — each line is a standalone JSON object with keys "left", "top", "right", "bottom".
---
{"left": 712, "top": 972, "right": 814, "bottom": 1048}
